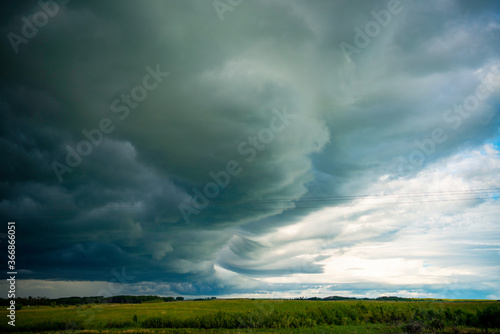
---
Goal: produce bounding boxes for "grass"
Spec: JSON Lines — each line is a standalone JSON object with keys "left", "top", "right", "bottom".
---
{"left": 1, "top": 299, "right": 499, "bottom": 333}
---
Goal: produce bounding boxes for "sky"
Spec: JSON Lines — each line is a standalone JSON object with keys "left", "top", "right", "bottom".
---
{"left": 0, "top": 0, "right": 499, "bottom": 300}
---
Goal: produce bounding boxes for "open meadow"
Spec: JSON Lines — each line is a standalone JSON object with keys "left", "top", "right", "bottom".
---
{"left": 1, "top": 299, "right": 499, "bottom": 333}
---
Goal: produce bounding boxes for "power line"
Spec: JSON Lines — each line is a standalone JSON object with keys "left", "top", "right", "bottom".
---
{"left": 3, "top": 188, "right": 498, "bottom": 219}
{"left": 207, "top": 188, "right": 500, "bottom": 205}
{"left": 8, "top": 187, "right": 500, "bottom": 209}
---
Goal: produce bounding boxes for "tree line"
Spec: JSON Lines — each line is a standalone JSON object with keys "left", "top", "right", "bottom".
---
{"left": 0, "top": 295, "right": 184, "bottom": 306}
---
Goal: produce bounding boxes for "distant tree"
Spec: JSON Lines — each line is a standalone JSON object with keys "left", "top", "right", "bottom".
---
{"left": 176, "top": 297, "right": 184, "bottom": 301}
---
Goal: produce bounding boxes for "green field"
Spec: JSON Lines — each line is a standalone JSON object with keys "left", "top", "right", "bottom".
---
{"left": 1, "top": 299, "right": 499, "bottom": 333}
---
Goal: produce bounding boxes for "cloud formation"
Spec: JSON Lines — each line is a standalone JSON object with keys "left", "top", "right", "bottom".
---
{"left": 0, "top": 0, "right": 499, "bottom": 299}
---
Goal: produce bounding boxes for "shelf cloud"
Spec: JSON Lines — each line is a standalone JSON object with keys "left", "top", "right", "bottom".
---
{"left": 1, "top": 0, "right": 499, "bottom": 299}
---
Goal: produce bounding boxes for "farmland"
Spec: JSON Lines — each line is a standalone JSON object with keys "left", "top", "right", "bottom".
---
{"left": 0, "top": 298, "right": 499, "bottom": 333}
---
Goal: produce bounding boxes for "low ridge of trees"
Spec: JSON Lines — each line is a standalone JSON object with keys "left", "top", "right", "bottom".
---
{"left": 0, "top": 295, "right": 185, "bottom": 306}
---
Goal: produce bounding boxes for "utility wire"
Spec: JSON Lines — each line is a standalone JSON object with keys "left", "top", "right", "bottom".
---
{"left": 3, "top": 188, "right": 499, "bottom": 219}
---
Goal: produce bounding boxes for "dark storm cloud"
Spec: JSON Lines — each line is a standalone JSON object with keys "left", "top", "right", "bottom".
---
{"left": 0, "top": 0, "right": 499, "bottom": 297}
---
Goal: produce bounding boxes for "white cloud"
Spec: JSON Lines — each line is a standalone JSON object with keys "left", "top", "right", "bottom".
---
{"left": 215, "top": 144, "right": 500, "bottom": 298}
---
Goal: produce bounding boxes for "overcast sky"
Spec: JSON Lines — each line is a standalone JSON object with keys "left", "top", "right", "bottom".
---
{"left": 1, "top": 0, "right": 499, "bottom": 299}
